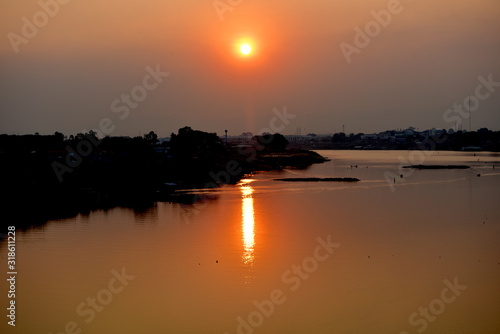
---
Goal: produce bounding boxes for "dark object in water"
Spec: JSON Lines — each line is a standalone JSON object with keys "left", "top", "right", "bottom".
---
{"left": 402, "top": 165, "right": 470, "bottom": 170}
{"left": 274, "top": 177, "right": 360, "bottom": 182}
{"left": 477, "top": 174, "right": 481, "bottom": 177}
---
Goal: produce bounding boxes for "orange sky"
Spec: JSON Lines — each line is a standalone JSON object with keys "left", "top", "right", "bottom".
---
{"left": 1, "top": 0, "right": 499, "bottom": 136}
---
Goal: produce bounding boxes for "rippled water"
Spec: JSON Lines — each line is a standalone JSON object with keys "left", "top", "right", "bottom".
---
{"left": 1, "top": 150, "right": 499, "bottom": 334}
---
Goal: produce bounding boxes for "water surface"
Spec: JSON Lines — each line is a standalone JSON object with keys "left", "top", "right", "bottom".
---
{"left": 1, "top": 150, "right": 499, "bottom": 334}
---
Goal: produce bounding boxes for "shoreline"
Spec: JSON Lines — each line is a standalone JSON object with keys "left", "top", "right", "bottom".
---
{"left": 2, "top": 148, "right": 328, "bottom": 229}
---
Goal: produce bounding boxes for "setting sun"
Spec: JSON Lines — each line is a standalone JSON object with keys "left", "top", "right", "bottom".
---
{"left": 240, "top": 44, "right": 251, "bottom": 55}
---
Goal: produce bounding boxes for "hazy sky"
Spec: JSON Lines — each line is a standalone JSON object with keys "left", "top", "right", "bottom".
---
{"left": 1, "top": 0, "right": 499, "bottom": 137}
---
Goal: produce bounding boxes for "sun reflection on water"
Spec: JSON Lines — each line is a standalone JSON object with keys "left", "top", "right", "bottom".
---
{"left": 240, "top": 179, "right": 255, "bottom": 273}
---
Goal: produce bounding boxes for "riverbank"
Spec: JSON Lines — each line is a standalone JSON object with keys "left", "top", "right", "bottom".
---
{"left": 1, "top": 145, "right": 328, "bottom": 229}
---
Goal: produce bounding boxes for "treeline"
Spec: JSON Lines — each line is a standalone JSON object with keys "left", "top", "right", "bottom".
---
{"left": 0, "top": 127, "right": 324, "bottom": 227}
{"left": 326, "top": 128, "right": 500, "bottom": 151}
{"left": 0, "top": 131, "right": 166, "bottom": 227}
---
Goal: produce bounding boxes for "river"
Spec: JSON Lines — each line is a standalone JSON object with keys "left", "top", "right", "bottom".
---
{"left": 1, "top": 150, "right": 499, "bottom": 334}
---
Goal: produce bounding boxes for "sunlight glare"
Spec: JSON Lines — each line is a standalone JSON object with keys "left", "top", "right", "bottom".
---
{"left": 240, "top": 179, "right": 255, "bottom": 268}
{"left": 240, "top": 44, "right": 251, "bottom": 55}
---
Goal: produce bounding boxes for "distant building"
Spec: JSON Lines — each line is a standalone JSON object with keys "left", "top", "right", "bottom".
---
{"left": 362, "top": 134, "right": 377, "bottom": 140}
{"left": 226, "top": 134, "right": 253, "bottom": 145}
{"left": 284, "top": 135, "right": 310, "bottom": 143}
{"left": 158, "top": 137, "right": 170, "bottom": 145}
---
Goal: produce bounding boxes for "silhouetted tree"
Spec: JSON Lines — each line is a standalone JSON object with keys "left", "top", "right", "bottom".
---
{"left": 478, "top": 128, "right": 490, "bottom": 134}
{"left": 252, "top": 133, "right": 289, "bottom": 151}
{"left": 332, "top": 133, "right": 346, "bottom": 143}
{"left": 144, "top": 131, "right": 158, "bottom": 145}
{"left": 53, "top": 131, "right": 64, "bottom": 143}
{"left": 169, "top": 126, "right": 224, "bottom": 159}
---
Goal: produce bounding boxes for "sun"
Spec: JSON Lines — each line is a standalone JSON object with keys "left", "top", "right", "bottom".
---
{"left": 240, "top": 44, "right": 251, "bottom": 55}
{"left": 233, "top": 38, "right": 256, "bottom": 59}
